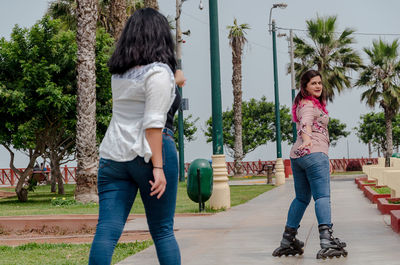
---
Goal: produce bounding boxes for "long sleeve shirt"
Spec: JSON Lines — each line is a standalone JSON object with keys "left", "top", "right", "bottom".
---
{"left": 290, "top": 101, "right": 330, "bottom": 159}
{"left": 99, "top": 62, "right": 176, "bottom": 162}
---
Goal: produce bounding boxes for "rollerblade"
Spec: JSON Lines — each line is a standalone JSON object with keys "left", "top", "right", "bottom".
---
{"left": 316, "top": 224, "right": 348, "bottom": 259}
{"left": 272, "top": 226, "right": 304, "bottom": 257}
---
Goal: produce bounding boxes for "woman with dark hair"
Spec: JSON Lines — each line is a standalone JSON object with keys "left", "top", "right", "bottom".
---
{"left": 89, "top": 8, "right": 185, "bottom": 265}
{"left": 272, "top": 70, "right": 347, "bottom": 259}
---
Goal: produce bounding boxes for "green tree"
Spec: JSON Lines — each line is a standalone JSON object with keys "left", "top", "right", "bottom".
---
{"left": 0, "top": 18, "right": 113, "bottom": 199}
{"left": 0, "top": 18, "right": 75, "bottom": 200}
{"left": 227, "top": 18, "right": 250, "bottom": 175}
{"left": 328, "top": 118, "right": 350, "bottom": 147}
{"left": 205, "top": 97, "right": 292, "bottom": 159}
{"left": 355, "top": 112, "right": 400, "bottom": 158}
{"left": 173, "top": 114, "right": 199, "bottom": 149}
{"left": 356, "top": 39, "right": 400, "bottom": 166}
{"left": 292, "top": 15, "right": 362, "bottom": 101}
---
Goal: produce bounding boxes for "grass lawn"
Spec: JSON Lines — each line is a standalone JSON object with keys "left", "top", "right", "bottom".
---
{"left": 331, "top": 171, "right": 364, "bottom": 175}
{"left": 0, "top": 241, "right": 152, "bottom": 265}
{"left": 0, "top": 183, "right": 274, "bottom": 216}
{"left": 228, "top": 175, "right": 270, "bottom": 180}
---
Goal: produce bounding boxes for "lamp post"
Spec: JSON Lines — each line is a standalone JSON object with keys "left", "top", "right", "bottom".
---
{"left": 176, "top": 0, "right": 185, "bottom": 182}
{"left": 289, "top": 29, "right": 297, "bottom": 143}
{"left": 268, "top": 3, "right": 287, "bottom": 185}
{"left": 208, "top": 0, "right": 230, "bottom": 209}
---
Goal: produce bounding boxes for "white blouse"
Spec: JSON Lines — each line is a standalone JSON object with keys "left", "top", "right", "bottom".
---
{"left": 99, "top": 62, "right": 176, "bottom": 162}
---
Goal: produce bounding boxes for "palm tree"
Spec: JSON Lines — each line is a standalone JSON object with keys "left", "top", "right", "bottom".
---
{"left": 47, "top": 0, "right": 77, "bottom": 30}
{"left": 47, "top": 0, "right": 142, "bottom": 38}
{"left": 110, "top": 0, "right": 127, "bottom": 40}
{"left": 292, "top": 15, "right": 362, "bottom": 101}
{"left": 75, "top": 0, "right": 99, "bottom": 203}
{"left": 144, "top": 0, "right": 158, "bottom": 10}
{"left": 227, "top": 18, "right": 249, "bottom": 176}
{"left": 356, "top": 39, "right": 400, "bottom": 166}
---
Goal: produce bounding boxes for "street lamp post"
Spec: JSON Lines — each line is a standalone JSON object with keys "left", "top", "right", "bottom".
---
{"left": 208, "top": 0, "right": 230, "bottom": 209}
{"left": 176, "top": 0, "right": 185, "bottom": 182}
{"left": 269, "top": 3, "right": 286, "bottom": 185}
{"left": 289, "top": 29, "right": 297, "bottom": 143}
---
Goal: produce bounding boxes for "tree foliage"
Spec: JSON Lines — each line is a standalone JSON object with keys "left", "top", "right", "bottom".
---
{"left": 355, "top": 112, "right": 400, "bottom": 154}
{"left": 0, "top": 17, "right": 76, "bottom": 200}
{"left": 328, "top": 118, "right": 350, "bottom": 147}
{"left": 173, "top": 114, "right": 200, "bottom": 149}
{"left": 0, "top": 17, "right": 114, "bottom": 200}
{"left": 47, "top": 0, "right": 144, "bottom": 33}
{"left": 205, "top": 97, "right": 292, "bottom": 159}
{"left": 356, "top": 39, "right": 400, "bottom": 165}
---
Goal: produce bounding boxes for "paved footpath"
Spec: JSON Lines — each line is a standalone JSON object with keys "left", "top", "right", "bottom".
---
{"left": 118, "top": 177, "right": 400, "bottom": 265}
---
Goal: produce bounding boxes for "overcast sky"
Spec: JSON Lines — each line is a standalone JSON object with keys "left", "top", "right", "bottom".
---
{"left": 1, "top": 0, "right": 399, "bottom": 168}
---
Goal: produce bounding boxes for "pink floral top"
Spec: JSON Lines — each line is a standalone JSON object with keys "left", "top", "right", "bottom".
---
{"left": 290, "top": 101, "right": 330, "bottom": 159}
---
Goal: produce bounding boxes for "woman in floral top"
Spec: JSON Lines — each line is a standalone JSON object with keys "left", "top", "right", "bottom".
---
{"left": 273, "top": 70, "right": 348, "bottom": 259}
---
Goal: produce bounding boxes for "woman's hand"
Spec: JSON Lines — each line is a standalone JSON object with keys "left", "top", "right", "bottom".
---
{"left": 149, "top": 168, "right": 167, "bottom": 199}
{"left": 175, "top": 69, "right": 186, "bottom": 87}
{"left": 298, "top": 138, "right": 312, "bottom": 150}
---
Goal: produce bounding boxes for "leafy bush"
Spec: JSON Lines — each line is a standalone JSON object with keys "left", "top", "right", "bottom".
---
{"left": 346, "top": 160, "right": 362, "bottom": 171}
{"left": 51, "top": 197, "right": 79, "bottom": 206}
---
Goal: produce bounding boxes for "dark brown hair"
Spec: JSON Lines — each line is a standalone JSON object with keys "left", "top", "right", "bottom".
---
{"left": 293, "top": 69, "right": 326, "bottom": 106}
{"left": 108, "top": 8, "right": 177, "bottom": 74}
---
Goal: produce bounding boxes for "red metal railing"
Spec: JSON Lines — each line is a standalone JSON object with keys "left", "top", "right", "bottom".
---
{"left": 0, "top": 158, "right": 378, "bottom": 186}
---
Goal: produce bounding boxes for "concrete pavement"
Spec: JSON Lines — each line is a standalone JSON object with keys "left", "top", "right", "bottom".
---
{"left": 118, "top": 177, "right": 400, "bottom": 265}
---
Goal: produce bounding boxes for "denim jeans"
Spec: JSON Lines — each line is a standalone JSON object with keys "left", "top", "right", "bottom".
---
{"left": 286, "top": 152, "right": 331, "bottom": 229}
{"left": 89, "top": 128, "right": 181, "bottom": 265}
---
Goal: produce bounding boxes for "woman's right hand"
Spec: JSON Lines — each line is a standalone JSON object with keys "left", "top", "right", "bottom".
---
{"left": 149, "top": 168, "right": 167, "bottom": 199}
{"left": 175, "top": 69, "right": 186, "bottom": 87}
{"left": 298, "top": 138, "right": 312, "bottom": 150}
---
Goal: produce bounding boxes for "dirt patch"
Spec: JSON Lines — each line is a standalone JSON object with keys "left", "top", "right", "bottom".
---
{"left": 0, "top": 230, "right": 151, "bottom": 246}
{"left": 0, "top": 213, "right": 211, "bottom": 246}
{"left": 0, "top": 190, "right": 15, "bottom": 198}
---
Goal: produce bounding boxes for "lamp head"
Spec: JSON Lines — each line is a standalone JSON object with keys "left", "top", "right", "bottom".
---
{"left": 272, "top": 3, "right": 287, "bottom": 9}
{"left": 199, "top": 0, "right": 204, "bottom": 10}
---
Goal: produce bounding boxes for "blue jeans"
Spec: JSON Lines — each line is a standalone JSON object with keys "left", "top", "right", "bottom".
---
{"left": 89, "top": 128, "right": 181, "bottom": 265}
{"left": 286, "top": 152, "right": 331, "bottom": 229}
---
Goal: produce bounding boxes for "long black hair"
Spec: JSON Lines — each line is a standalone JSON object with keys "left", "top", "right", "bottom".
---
{"left": 108, "top": 8, "right": 177, "bottom": 74}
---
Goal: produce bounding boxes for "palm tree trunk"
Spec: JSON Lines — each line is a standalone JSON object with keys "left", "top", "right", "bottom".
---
{"left": 384, "top": 108, "right": 394, "bottom": 167}
{"left": 144, "top": 0, "right": 159, "bottom": 10}
{"left": 110, "top": 0, "right": 127, "bottom": 41}
{"left": 75, "top": 0, "right": 99, "bottom": 203}
{"left": 368, "top": 141, "right": 372, "bottom": 158}
{"left": 232, "top": 42, "right": 243, "bottom": 176}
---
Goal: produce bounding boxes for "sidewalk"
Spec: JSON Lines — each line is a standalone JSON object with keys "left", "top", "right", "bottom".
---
{"left": 118, "top": 177, "right": 400, "bottom": 265}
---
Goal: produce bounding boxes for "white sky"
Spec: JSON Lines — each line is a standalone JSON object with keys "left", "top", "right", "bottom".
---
{"left": 1, "top": 0, "right": 399, "bottom": 168}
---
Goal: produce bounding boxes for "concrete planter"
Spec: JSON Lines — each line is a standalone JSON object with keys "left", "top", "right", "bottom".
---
{"left": 355, "top": 176, "right": 367, "bottom": 185}
{"left": 363, "top": 185, "right": 391, "bottom": 204}
{"left": 377, "top": 198, "right": 400, "bottom": 214}
{"left": 358, "top": 179, "right": 377, "bottom": 191}
{"left": 390, "top": 210, "right": 400, "bottom": 233}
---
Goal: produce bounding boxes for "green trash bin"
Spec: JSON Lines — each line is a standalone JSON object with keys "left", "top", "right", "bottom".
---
{"left": 392, "top": 153, "right": 400, "bottom": 158}
{"left": 187, "top": 159, "right": 213, "bottom": 211}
